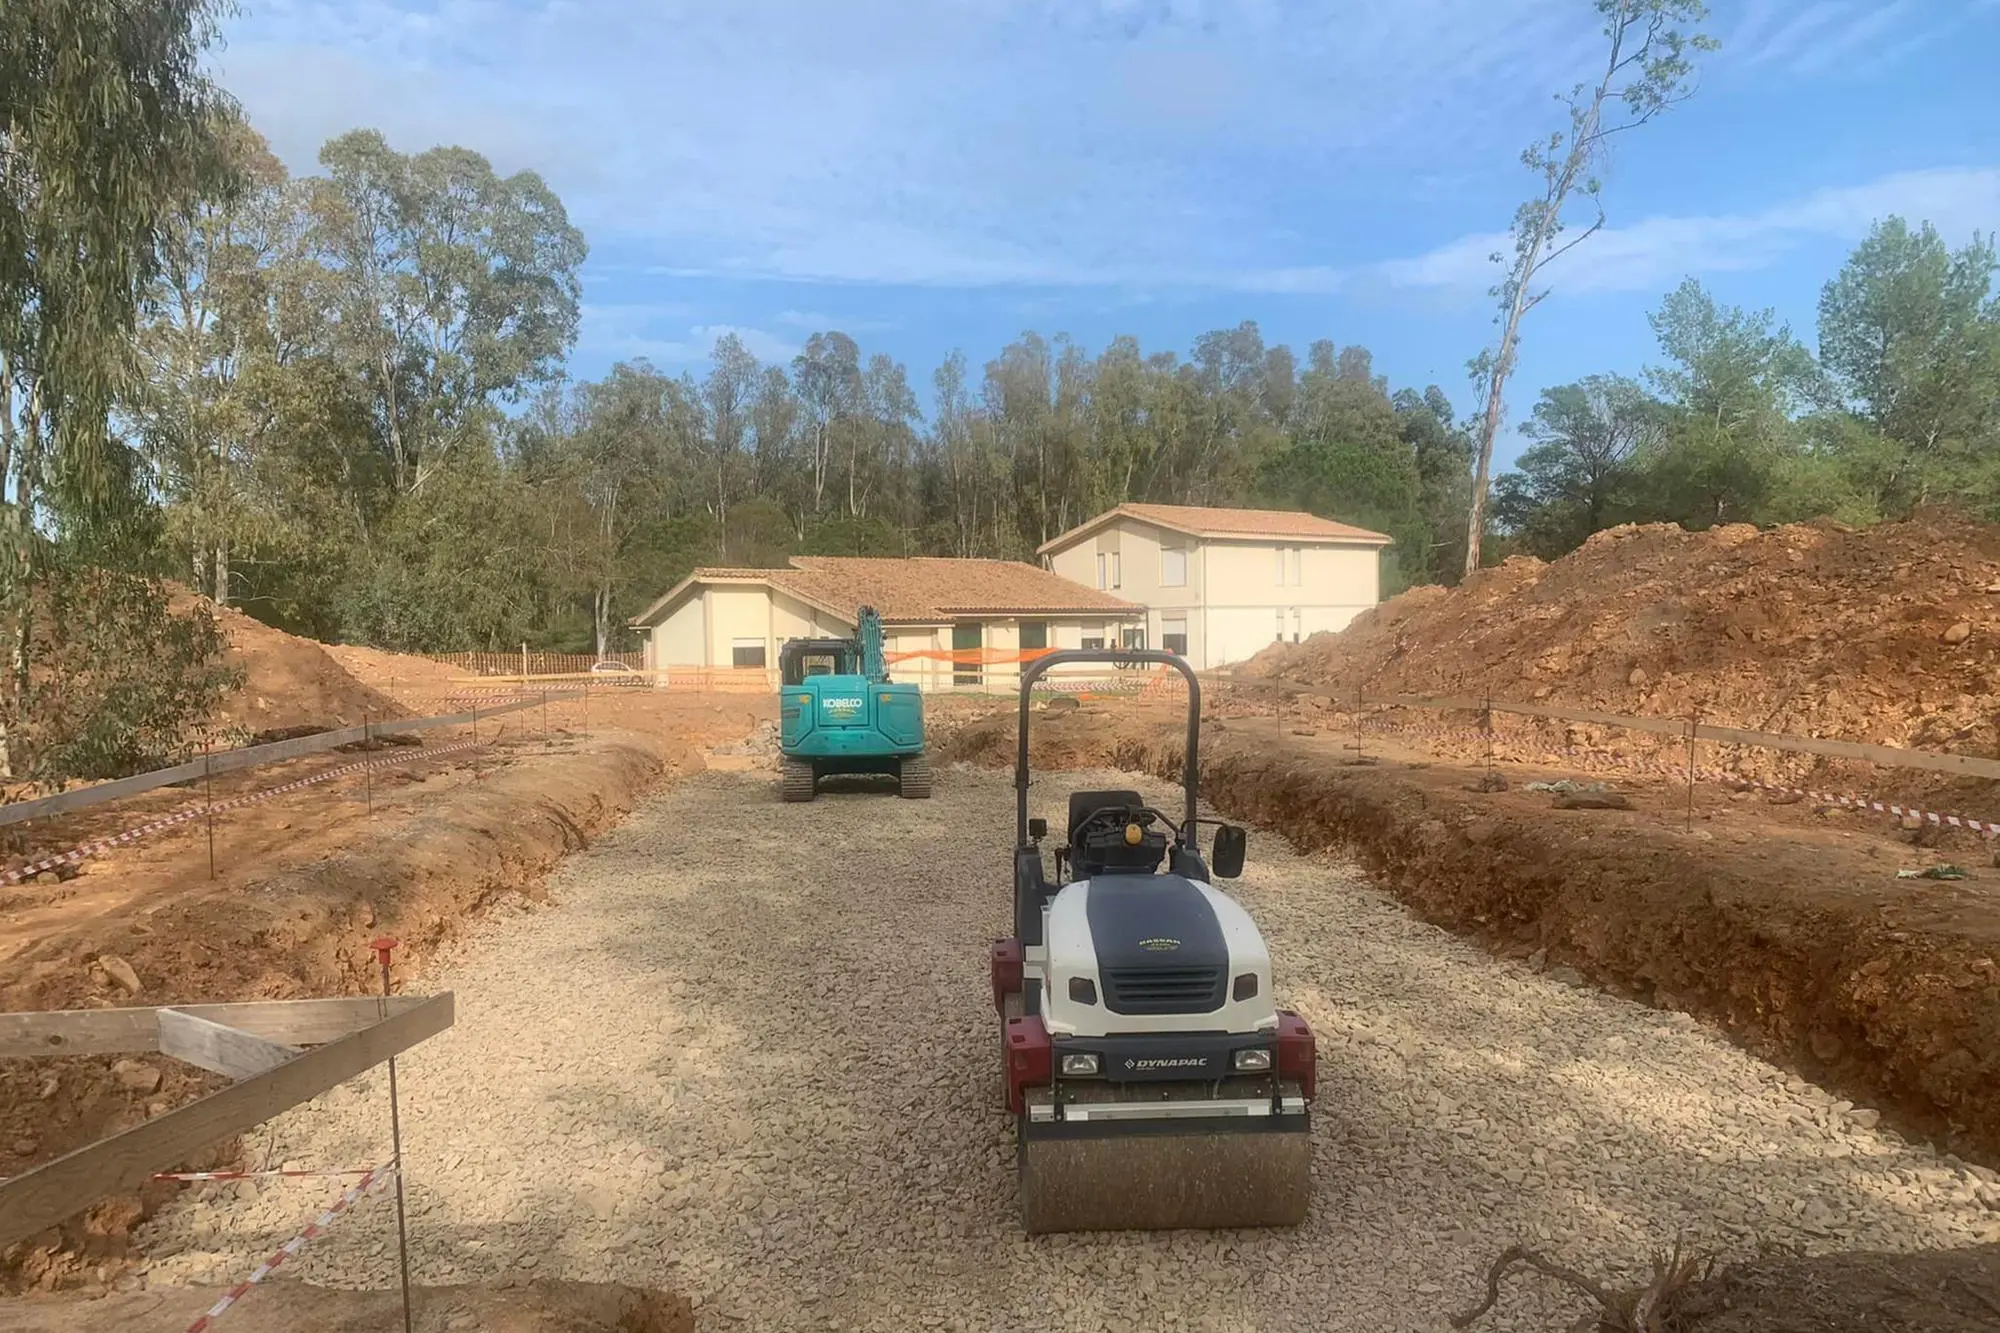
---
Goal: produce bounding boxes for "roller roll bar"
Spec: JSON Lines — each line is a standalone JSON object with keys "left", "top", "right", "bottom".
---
{"left": 1015, "top": 649, "right": 1201, "bottom": 846}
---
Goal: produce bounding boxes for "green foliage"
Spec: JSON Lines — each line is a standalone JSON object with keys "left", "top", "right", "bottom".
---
{"left": 1816, "top": 220, "right": 2000, "bottom": 517}
{"left": 1493, "top": 232, "right": 2000, "bottom": 554}
{"left": 1463, "top": 0, "right": 1716, "bottom": 575}
{"left": 4, "top": 562, "right": 240, "bottom": 784}
{"left": 336, "top": 457, "right": 555, "bottom": 652}
{"left": 2, "top": 0, "right": 237, "bottom": 784}
{"left": 800, "top": 517, "right": 908, "bottom": 557}
{"left": 1491, "top": 375, "right": 1656, "bottom": 557}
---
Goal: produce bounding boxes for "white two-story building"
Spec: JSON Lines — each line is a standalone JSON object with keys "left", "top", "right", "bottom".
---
{"left": 1037, "top": 503, "right": 1391, "bottom": 670}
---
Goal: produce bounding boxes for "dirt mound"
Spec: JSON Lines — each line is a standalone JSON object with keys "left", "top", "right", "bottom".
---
{"left": 176, "top": 596, "right": 407, "bottom": 739}
{"left": 1245, "top": 512, "right": 2000, "bottom": 815}
{"left": 1250, "top": 511, "right": 2000, "bottom": 748}
{"left": 322, "top": 642, "right": 466, "bottom": 696}
{"left": 1, "top": 731, "right": 674, "bottom": 1292}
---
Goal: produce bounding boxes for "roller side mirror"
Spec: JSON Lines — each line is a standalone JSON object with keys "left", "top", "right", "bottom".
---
{"left": 1211, "top": 824, "right": 1247, "bottom": 879}
{"left": 1028, "top": 817, "right": 1048, "bottom": 841}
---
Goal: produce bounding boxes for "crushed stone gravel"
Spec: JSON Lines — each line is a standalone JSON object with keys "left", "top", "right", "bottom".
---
{"left": 135, "top": 765, "right": 2000, "bottom": 1331}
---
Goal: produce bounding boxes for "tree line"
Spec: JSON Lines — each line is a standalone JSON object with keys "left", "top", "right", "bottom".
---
{"left": 102, "top": 121, "right": 1484, "bottom": 656}
{"left": 1492, "top": 224, "right": 2000, "bottom": 558}
{"left": 6, "top": 0, "right": 1995, "bottom": 787}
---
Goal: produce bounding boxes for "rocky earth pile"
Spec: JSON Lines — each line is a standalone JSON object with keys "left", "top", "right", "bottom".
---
{"left": 1246, "top": 512, "right": 2000, "bottom": 804}
{"left": 183, "top": 596, "right": 408, "bottom": 739}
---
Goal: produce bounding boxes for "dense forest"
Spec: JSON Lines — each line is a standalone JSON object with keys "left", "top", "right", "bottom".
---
{"left": 95, "top": 121, "right": 2000, "bottom": 659}
{"left": 5, "top": 0, "right": 1997, "bottom": 783}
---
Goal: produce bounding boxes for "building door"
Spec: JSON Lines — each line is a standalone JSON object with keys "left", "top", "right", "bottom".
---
{"left": 953, "top": 622, "right": 983, "bottom": 687}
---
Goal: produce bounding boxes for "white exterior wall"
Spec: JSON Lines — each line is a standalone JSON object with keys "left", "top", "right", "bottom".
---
{"left": 1044, "top": 516, "right": 1383, "bottom": 669}
{"left": 1200, "top": 539, "right": 1378, "bottom": 665}
{"left": 648, "top": 600, "right": 707, "bottom": 674}
{"left": 645, "top": 583, "right": 853, "bottom": 685}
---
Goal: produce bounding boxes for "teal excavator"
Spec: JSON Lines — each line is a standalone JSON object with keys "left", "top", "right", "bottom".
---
{"left": 777, "top": 606, "right": 929, "bottom": 802}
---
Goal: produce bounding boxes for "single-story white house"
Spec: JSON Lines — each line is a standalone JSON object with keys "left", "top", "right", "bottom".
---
{"left": 629, "top": 556, "right": 1145, "bottom": 691}
{"left": 1037, "top": 503, "right": 1392, "bottom": 670}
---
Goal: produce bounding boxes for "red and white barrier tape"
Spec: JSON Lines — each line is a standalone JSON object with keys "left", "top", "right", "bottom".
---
{"left": 1714, "top": 773, "right": 2000, "bottom": 837}
{"left": 184, "top": 1162, "right": 393, "bottom": 1332}
{"left": 4, "top": 739, "right": 488, "bottom": 887}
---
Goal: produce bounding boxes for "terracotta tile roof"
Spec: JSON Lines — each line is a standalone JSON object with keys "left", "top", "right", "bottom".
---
{"left": 633, "top": 557, "right": 1139, "bottom": 627}
{"left": 781, "top": 557, "right": 1140, "bottom": 623}
{"left": 1037, "top": 503, "right": 1393, "bottom": 553}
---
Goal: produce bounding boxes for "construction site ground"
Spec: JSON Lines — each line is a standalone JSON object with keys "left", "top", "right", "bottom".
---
{"left": 4, "top": 620, "right": 2000, "bottom": 1329}
{"left": 75, "top": 763, "right": 1997, "bottom": 1332}
{"left": 1, "top": 637, "right": 769, "bottom": 1302}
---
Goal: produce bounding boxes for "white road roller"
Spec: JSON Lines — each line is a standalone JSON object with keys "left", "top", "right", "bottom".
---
{"left": 990, "top": 649, "right": 1316, "bottom": 1233}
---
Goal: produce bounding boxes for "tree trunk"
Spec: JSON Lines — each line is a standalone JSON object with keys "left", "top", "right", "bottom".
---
{"left": 594, "top": 585, "right": 611, "bottom": 659}
{"left": 5, "top": 389, "right": 41, "bottom": 781}
{"left": 1465, "top": 287, "right": 1528, "bottom": 578}
{"left": 214, "top": 539, "right": 229, "bottom": 607}
{"left": 381, "top": 348, "right": 409, "bottom": 491}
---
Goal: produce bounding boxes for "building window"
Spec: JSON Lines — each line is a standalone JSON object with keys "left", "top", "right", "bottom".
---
{"left": 1096, "top": 552, "right": 1107, "bottom": 589}
{"left": 1274, "top": 609, "right": 1285, "bottom": 641}
{"left": 731, "top": 638, "right": 767, "bottom": 669}
{"left": 1274, "top": 546, "right": 1285, "bottom": 585}
{"left": 1109, "top": 551, "right": 1122, "bottom": 589}
{"left": 1162, "top": 617, "right": 1187, "bottom": 657}
{"left": 953, "top": 622, "right": 983, "bottom": 686}
{"left": 1080, "top": 633, "right": 1105, "bottom": 651}
{"left": 1121, "top": 626, "right": 1145, "bottom": 651}
{"left": 1288, "top": 547, "right": 1302, "bottom": 586}
{"left": 1161, "top": 545, "right": 1187, "bottom": 588}
{"left": 1018, "top": 620, "right": 1048, "bottom": 652}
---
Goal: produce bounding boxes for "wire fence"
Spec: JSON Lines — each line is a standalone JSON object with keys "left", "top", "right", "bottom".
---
{"left": 0, "top": 691, "right": 583, "bottom": 888}
{"left": 1243, "top": 677, "right": 2000, "bottom": 850}
{"left": 417, "top": 650, "right": 643, "bottom": 676}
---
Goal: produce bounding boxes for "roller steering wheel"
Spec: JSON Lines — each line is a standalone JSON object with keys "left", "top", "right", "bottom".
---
{"left": 1076, "top": 805, "right": 1176, "bottom": 844}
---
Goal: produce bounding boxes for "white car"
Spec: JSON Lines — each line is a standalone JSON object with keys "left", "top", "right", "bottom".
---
{"left": 588, "top": 660, "right": 644, "bottom": 686}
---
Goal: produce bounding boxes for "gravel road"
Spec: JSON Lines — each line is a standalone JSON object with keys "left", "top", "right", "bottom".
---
{"left": 138, "top": 765, "right": 2000, "bottom": 1331}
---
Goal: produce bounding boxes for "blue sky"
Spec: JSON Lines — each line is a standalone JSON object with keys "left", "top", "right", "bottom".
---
{"left": 215, "top": 0, "right": 2000, "bottom": 469}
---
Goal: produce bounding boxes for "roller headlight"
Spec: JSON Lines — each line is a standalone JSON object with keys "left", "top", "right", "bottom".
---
{"left": 1232, "top": 1048, "right": 1273, "bottom": 1073}
{"left": 1060, "top": 1053, "right": 1100, "bottom": 1077}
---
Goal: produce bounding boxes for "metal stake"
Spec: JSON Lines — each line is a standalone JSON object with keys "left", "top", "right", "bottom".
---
{"left": 371, "top": 936, "right": 416, "bottom": 1333}
{"left": 1484, "top": 695, "right": 1496, "bottom": 780}
{"left": 202, "top": 738, "right": 216, "bottom": 881}
{"left": 1685, "top": 713, "right": 1699, "bottom": 833}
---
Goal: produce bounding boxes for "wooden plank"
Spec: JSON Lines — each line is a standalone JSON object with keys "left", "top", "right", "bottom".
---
{"left": 0, "top": 692, "right": 572, "bottom": 829}
{"left": 157, "top": 1009, "right": 303, "bottom": 1081}
{"left": 0, "top": 996, "right": 427, "bottom": 1059}
{"left": 1492, "top": 699, "right": 1690, "bottom": 739}
{"left": 0, "top": 992, "right": 452, "bottom": 1249}
{"left": 1694, "top": 721, "right": 2000, "bottom": 780}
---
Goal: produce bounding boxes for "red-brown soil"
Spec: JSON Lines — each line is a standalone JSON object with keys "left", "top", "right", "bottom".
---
{"left": 1245, "top": 511, "right": 2000, "bottom": 818}
{"left": 2, "top": 636, "right": 768, "bottom": 1295}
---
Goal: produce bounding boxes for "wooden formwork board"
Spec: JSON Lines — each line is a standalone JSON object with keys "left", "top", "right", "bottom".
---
{"left": 0, "top": 992, "right": 453, "bottom": 1249}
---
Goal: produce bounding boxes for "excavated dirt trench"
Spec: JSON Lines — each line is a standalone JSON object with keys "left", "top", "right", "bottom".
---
{"left": 938, "top": 704, "right": 2000, "bottom": 1169}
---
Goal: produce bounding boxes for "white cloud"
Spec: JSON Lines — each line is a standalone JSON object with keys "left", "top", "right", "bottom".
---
{"left": 771, "top": 310, "right": 895, "bottom": 333}
{"left": 216, "top": 0, "right": 1605, "bottom": 289}
{"left": 576, "top": 305, "right": 799, "bottom": 367}
{"left": 1377, "top": 167, "right": 2000, "bottom": 296}
{"left": 213, "top": 0, "right": 1988, "bottom": 296}
{"left": 1726, "top": 0, "right": 1961, "bottom": 76}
